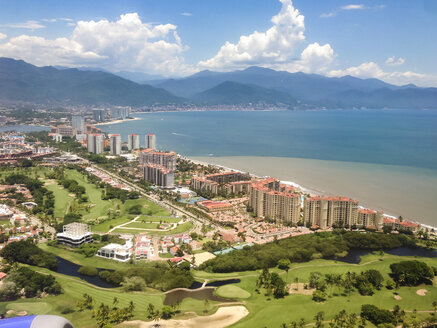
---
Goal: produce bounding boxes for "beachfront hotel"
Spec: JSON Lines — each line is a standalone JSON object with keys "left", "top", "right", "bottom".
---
{"left": 304, "top": 196, "right": 359, "bottom": 229}
{"left": 142, "top": 164, "right": 174, "bottom": 188}
{"left": 191, "top": 171, "right": 252, "bottom": 196}
{"left": 357, "top": 208, "right": 384, "bottom": 229}
{"left": 145, "top": 133, "right": 156, "bottom": 150}
{"left": 109, "top": 134, "right": 122, "bottom": 155}
{"left": 249, "top": 178, "right": 301, "bottom": 224}
{"left": 139, "top": 149, "right": 177, "bottom": 170}
{"left": 87, "top": 133, "right": 104, "bottom": 154}
{"left": 127, "top": 134, "right": 140, "bottom": 150}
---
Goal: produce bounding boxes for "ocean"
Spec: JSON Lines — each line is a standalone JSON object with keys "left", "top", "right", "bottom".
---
{"left": 99, "top": 109, "right": 437, "bottom": 226}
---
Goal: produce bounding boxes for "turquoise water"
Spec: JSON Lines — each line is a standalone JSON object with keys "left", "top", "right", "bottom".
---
{"left": 101, "top": 109, "right": 437, "bottom": 170}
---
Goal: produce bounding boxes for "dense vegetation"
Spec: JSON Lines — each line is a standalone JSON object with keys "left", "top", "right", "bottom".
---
{"left": 4, "top": 173, "right": 55, "bottom": 215}
{"left": 98, "top": 262, "right": 194, "bottom": 291}
{"left": 0, "top": 240, "right": 58, "bottom": 270}
{"left": 389, "top": 260, "right": 435, "bottom": 286}
{"left": 0, "top": 266, "right": 62, "bottom": 299}
{"left": 361, "top": 304, "right": 395, "bottom": 326}
{"left": 200, "top": 231, "right": 415, "bottom": 273}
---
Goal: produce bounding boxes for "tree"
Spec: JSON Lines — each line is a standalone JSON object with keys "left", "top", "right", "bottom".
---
{"left": 390, "top": 261, "right": 434, "bottom": 286}
{"left": 77, "top": 293, "right": 94, "bottom": 311}
{"left": 121, "top": 276, "right": 146, "bottom": 291}
{"left": 161, "top": 306, "right": 174, "bottom": 319}
{"left": 147, "top": 303, "right": 155, "bottom": 319}
{"left": 361, "top": 304, "right": 395, "bottom": 326}
{"left": 312, "top": 290, "right": 327, "bottom": 303}
{"left": 0, "top": 281, "right": 18, "bottom": 301}
{"left": 277, "top": 259, "right": 291, "bottom": 280}
{"left": 314, "top": 311, "right": 325, "bottom": 328}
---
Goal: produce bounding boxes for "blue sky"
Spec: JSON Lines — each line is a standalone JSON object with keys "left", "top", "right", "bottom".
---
{"left": 0, "top": 0, "right": 436, "bottom": 86}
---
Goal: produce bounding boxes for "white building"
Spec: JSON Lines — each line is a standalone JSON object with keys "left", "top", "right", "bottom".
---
{"left": 97, "top": 238, "right": 133, "bottom": 262}
{"left": 145, "top": 134, "right": 156, "bottom": 150}
{"left": 128, "top": 134, "right": 140, "bottom": 150}
{"left": 0, "top": 204, "right": 14, "bottom": 220}
{"left": 52, "top": 134, "right": 63, "bottom": 142}
{"left": 72, "top": 115, "right": 85, "bottom": 134}
{"left": 109, "top": 134, "right": 121, "bottom": 155}
{"left": 57, "top": 223, "right": 93, "bottom": 247}
{"left": 87, "top": 134, "right": 104, "bottom": 154}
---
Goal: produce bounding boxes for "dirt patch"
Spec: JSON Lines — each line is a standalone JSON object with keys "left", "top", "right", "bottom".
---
{"left": 394, "top": 295, "right": 402, "bottom": 300}
{"left": 288, "top": 283, "right": 315, "bottom": 295}
{"left": 17, "top": 311, "right": 27, "bottom": 316}
{"left": 416, "top": 289, "right": 428, "bottom": 296}
{"left": 190, "top": 252, "right": 216, "bottom": 267}
{"left": 119, "top": 305, "right": 249, "bottom": 328}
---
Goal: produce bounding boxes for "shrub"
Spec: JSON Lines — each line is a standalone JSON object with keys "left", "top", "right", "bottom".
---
{"left": 78, "top": 266, "right": 98, "bottom": 276}
{"left": 122, "top": 276, "right": 146, "bottom": 291}
{"left": 361, "top": 304, "right": 395, "bottom": 326}
{"left": 57, "top": 301, "right": 75, "bottom": 314}
{"left": 312, "top": 290, "right": 327, "bottom": 302}
{"left": 390, "top": 261, "right": 434, "bottom": 286}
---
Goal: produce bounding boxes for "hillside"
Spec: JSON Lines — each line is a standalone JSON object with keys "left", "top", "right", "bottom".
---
{"left": 0, "top": 58, "right": 183, "bottom": 106}
{"left": 192, "top": 81, "right": 297, "bottom": 106}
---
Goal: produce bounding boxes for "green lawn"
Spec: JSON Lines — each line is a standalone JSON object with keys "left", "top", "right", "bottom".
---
{"left": 44, "top": 180, "right": 73, "bottom": 218}
{"left": 2, "top": 252, "right": 436, "bottom": 328}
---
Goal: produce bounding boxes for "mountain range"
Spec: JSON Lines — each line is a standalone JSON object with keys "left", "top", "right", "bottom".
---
{"left": 0, "top": 57, "right": 436, "bottom": 109}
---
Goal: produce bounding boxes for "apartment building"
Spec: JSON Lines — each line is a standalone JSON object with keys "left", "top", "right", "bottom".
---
{"left": 71, "top": 115, "right": 85, "bottom": 134}
{"left": 87, "top": 134, "right": 104, "bottom": 154}
{"left": 249, "top": 178, "right": 301, "bottom": 223}
{"left": 109, "top": 134, "right": 121, "bottom": 155}
{"left": 127, "top": 134, "right": 140, "bottom": 150}
{"left": 357, "top": 209, "right": 384, "bottom": 229}
{"left": 145, "top": 134, "right": 156, "bottom": 150}
{"left": 142, "top": 164, "right": 174, "bottom": 188}
{"left": 191, "top": 171, "right": 252, "bottom": 196}
{"left": 139, "top": 149, "right": 177, "bottom": 170}
{"left": 304, "top": 196, "right": 358, "bottom": 229}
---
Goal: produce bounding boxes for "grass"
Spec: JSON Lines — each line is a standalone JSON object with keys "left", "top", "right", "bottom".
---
{"left": 215, "top": 285, "right": 251, "bottom": 299}
{"left": 148, "top": 222, "right": 194, "bottom": 236}
{"left": 39, "top": 243, "right": 130, "bottom": 271}
{"left": 2, "top": 252, "right": 436, "bottom": 328}
{"left": 44, "top": 180, "right": 73, "bottom": 218}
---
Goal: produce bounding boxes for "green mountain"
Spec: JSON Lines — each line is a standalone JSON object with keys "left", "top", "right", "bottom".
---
{"left": 192, "top": 81, "right": 297, "bottom": 107}
{"left": 0, "top": 58, "right": 183, "bottom": 106}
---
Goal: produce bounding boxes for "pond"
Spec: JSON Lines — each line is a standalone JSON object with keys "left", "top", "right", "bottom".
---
{"left": 334, "top": 247, "right": 437, "bottom": 264}
{"left": 165, "top": 279, "right": 241, "bottom": 305}
{"left": 164, "top": 287, "right": 231, "bottom": 306}
{"left": 56, "top": 257, "right": 115, "bottom": 288}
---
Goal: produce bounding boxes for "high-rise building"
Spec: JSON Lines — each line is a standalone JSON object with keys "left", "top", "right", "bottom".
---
{"left": 92, "top": 109, "right": 105, "bottom": 122}
{"left": 128, "top": 134, "right": 140, "bottom": 150}
{"left": 54, "top": 125, "right": 75, "bottom": 137}
{"left": 111, "top": 107, "right": 130, "bottom": 120}
{"left": 304, "top": 196, "right": 358, "bottom": 229}
{"left": 87, "top": 134, "right": 104, "bottom": 154}
{"left": 142, "top": 164, "right": 174, "bottom": 188}
{"left": 145, "top": 134, "right": 156, "bottom": 149}
{"left": 139, "top": 149, "right": 176, "bottom": 170}
{"left": 109, "top": 134, "right": 122, "bottom": 155}
{"left": 357, "top": 209, "right": 383, "bottom": 229}
{"left": 249, "top": 178, "right": 301, "bottom": 223}
{"left": 71, "top": 115, "right": 85, "bottom": 134}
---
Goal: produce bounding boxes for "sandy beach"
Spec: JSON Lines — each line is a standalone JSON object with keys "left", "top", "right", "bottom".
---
{"left": 95, "top": 117, "right": 142, "bottom": 126}
{"left": 119, "top": 306, "right": 249, "bottom": 328}
{"left": 191, "top": 155, "right": 437, "bottom": 227}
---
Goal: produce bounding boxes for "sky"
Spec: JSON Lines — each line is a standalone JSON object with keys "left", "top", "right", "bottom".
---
{"left": 0, "top": 0, "right": 436, "bottom": 86}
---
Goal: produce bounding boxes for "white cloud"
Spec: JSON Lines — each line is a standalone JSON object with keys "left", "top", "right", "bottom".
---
{"left": 67, "top": 22, "right": 76, "bottom": 27}
{"left": 385, "top": 56, "right": 405, "bottom": 66}
{"left": 341, "top": 4, "right": 364, "bottom": 10}
{"left": 198, "top": 0, "right": 334, "bottom": 75}
{"left": 0, "top": 20, "right": 45, "bottom": 30}
{"left": 321, "top": 4, "right": 385, "bottom": 18}
{"left": 181, "top": 13, "right": 192, "bottom": 17}
{"left": 59, "top": 18, "right": 73, "bottom": 22}
{"left": 42, "top": 18, "right": 57, "bottom": 23}
{"left": 0, "top": 33, "right": 7, "bottom": 40}
{"left": 0, "top": 13, "right": 193, "bottom": 76}
{"left": 327, "top": 61, "right": 434, "bottom": 86}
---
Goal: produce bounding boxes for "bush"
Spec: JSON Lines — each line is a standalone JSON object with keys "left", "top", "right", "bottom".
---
{"left": 122, "top": 276, "right": 146, "bottom": 291}
{"left": 312, "top": 290, "right": 327, "bottom": 302}
{"left": 78, "top": 266, "right": 98, "bottom": 276}
{"left": 361, "top": 304, "right": 395, "bottom": 326}
{"left": 390, "top": 261, "right": 434, "bottom": 286}
{"left": 57, "top": 301, "right": 75, "bottom": 314}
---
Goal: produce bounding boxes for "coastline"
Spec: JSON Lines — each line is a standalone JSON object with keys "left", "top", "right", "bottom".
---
{"left": 189, "top": 155, "right": 437, "bottom": 229}
{"left": 95, "top": 117, "right": 142, "bottom": 126}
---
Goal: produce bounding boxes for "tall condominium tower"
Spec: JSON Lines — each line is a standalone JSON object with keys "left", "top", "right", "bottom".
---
{"left": 145, "top": 134, "right": 156, "bottom": 150}
{"left": 109, "top": 134, "right": 122, "bottom": 155}
{"left": 92, "top": 109, "right": 105, "bottom": 122}
{"left": 71, "top": 115, "right": 85, "bottom": 134}
{"left": 128, "top": 134, "right": 140, "bottom": 150}
{"left": 87, "top": 134, "right": 104, "bottom": 154}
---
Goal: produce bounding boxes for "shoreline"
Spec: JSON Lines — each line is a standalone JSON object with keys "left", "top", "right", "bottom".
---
{"left": 187, "top": 155, "right": 437, "bottom": 230}
{"left": 95, "top": 117, "right": 142, "bottom": 126}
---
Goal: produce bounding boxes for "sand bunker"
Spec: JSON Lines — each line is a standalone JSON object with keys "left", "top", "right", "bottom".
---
{"left": 119, "top": 306, "right": 248, "bottom": 328}
{"left": 394, "top": 295, "right": 402, "bottom": 300}
{"left": 288, "top": 283, "right": 315, "bottom": 295}
{"left": 416, "top": 289, "right": 428, "bottom": 296}
{"left": 190, "top": 252, "right": 216, "bottom": 267}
